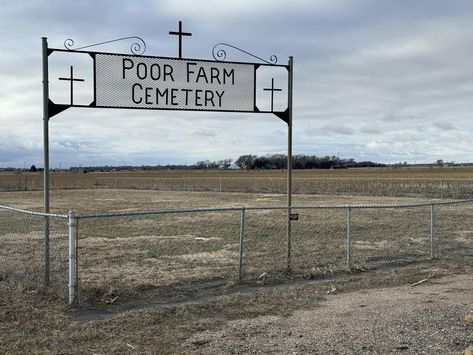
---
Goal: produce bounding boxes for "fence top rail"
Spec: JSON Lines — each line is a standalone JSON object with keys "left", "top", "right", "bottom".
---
{"left": 292, "top": 198, "right": 473, "bottom": 210}
{"left": 0, "top": 204, "right": 68, "bottom": 218}
{"left": 75, "top": 206, "right": 244, "bottom": 219}
{"left": 69, "top": 198, "right": 473, "bottom": 219}
{"left": 2, "top": 199, "right": 471, "bottom": 220}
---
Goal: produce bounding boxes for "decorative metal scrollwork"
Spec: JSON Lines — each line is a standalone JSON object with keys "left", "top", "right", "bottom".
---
{"left": 212, "top": 42, "right": 277, "bottom": 65}
{"left": 64, "top": 36, "right": 147, "bottom": 55}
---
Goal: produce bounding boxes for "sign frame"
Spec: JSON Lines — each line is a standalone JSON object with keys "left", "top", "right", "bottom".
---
{"left": 41, "top": 33, "right": 294, "bottom": 294}
{"left": 47, "top": 47, "right": 290, "bottom": 123}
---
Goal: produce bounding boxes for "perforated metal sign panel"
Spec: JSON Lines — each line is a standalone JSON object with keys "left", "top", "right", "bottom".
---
{"left": 95, "top": 53, "right": 255, "bottom": 112}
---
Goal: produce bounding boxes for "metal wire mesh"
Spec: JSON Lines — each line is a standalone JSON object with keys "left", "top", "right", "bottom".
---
{"left": 291, "top": 207, "right": 347, "bottom": 276}
{"left": 0, "top": 209, "right": 44, "bottom": 286}
{"left": 435, "top": 201, "right": 473, "bottom": 257}
{"left": 350, "top": 206, "right": 431, "bottom": 267}
{"left": 2, "top": 200, "right": 473, "bottom": 304}
{"left": 241, "top": 209, "right": 288, "bottom": 281}
{"left": 95, "top": 54, "right": 255, "bottom": 112}
{"left": 0, "top": 207, "right": 68, "bottom": 297}
{"left": 75, "top": 210, "right": 241, "bottom": 301}
{"left": 48, "top": 217, "right": 69, "bottom": 297}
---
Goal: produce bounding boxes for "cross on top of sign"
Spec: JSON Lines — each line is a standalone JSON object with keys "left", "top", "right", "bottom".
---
{"left": 169, "top": 20, "right": 192, "bottom": 59}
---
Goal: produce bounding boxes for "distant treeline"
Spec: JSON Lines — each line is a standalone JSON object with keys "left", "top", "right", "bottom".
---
{"left": 64, "top": 155, "right": 383, "bottom": 172}
{"left": 193, "top": 155, "right": 383, "bottom": 170}
{"left": 231, "top": 154, "right": 384, "bottom": 170}
{"left": 0, "top": 156, "right": 384, "bottom": 172}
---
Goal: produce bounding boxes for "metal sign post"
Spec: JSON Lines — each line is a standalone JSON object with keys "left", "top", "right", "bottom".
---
{"left": 287, "top": 56, "right": 293, "bottom": 273}
{"left": 41, "top": 37, "right": 50, "bottom": 286}
{"left": 41, "top": 22, "right": 294, "bottom": 292}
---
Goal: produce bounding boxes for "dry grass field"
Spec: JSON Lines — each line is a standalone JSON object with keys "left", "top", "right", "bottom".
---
{"left": 2, "top": 165, "right": 473, "bottom": 197}
{"left": 1, "top": 167, "right": 473, "bottom": 353}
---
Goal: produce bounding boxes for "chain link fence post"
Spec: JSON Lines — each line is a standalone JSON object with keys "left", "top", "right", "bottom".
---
{"left": 347, "top": 206, "right": 352, "bottom": 268}
{"left": 238, "top": 207, "right": 245, "bottom": 283}
{"left": 430, "top": 204, "right": 435, "bottom": 259}
{"left": 287, "top": 208, "right": 292, "bottom": 273}
{"left": 44, "top": 214, "right": 50, "bottom": 287}
{"left": 68, "top": 211, "right": 78, "bottom": 305}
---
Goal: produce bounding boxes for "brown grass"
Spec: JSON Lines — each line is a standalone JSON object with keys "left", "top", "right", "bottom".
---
{"left": 1, "top": 188, "right": 472, "bottom": 306}
{"left": 1, "top": 171, "right": 473, "bottom": 353}
{"left": 2, "top": 166, "right": 473, "bottom": 198}
{"left": 1, "top": 258, "right": 472, "bottom": 354}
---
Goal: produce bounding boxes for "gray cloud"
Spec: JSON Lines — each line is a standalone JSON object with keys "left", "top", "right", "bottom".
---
{"left": 319, "top": 125, "right": 355, "bottom": 136}
{"left": 433, "top": 121, "right": 456, "bottom": 131}
{"left": 2, "top": 0, "right": 473, "bottom": 166}
{"left": 360, "top": 125, "right": 382, "bottom": 134}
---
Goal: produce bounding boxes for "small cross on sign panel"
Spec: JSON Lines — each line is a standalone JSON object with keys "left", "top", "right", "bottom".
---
{"left": 58, "top": 66, "right": 84, "bottom": 106}
{"left": 263, "top": 78, "right": 282, "bottom": 112}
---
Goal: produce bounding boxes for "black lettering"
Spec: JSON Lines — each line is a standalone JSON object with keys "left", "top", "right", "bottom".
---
{"left": 186, "top": 62, "right": 196, "bottom": 82}
{"left": 195, "top": 89, "right": 203, "bottom": 106}
{"left": 196, "top": 67, "right": 208, "bottom": 84}
{"left": 164, "top": 64, "right": 175, "bottom": 82}
{"left": 210, "top": 67, "right": 221, "bottom": 84}
{"left": 181, "top": 89, "right": 192, "bottom": 105}
{"left": 123, "top": 58, "right": 134, "bottom": 79}
{"left": 171, "top": 88, "right": 179, "bottom": 106}
{"left": 204, "top": 90, "right": 215, "bottom": 107}
{"left": 216, "top": 91, "right": 224, "bottom": 106}
{"left": 150, "top": 63, "right": 161, "bottom": 80}
{"left": 223, "top": 68, "right": 234, "bottom": 85}
{"left": 156, "top": 88, "right": 169, "bottom": 105}
{"left": 132, "top": 83, "right": 143, "bottom": 104}
{"left": 145, "top": 87, "right": 153, "bottom": 104}
{"left": 137, "top": 62, "right": 147, "bottom": 80}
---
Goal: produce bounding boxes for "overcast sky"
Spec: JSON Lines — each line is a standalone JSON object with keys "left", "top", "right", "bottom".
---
{"left": 2, "top": 0, "right": 473, "bottom": 168}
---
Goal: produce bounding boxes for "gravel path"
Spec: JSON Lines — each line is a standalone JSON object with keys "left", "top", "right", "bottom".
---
{"left": 185, "top": 274, "right": 473, "bottom": 354}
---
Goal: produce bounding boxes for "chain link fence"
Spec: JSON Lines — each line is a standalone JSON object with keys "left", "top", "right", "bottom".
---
{"left": 435, "top": 200, "right": 473, "bottom": 256}
{"left": 1, "top": 200, "right": 472, "bottom": 304}
{"left": 349, "top": 205, "right": 431, "bottom": 267}
{"left": 0, "top": 205, "right": 68, "bottom": 297}
{"left": 74, "top": 209, "right": 242, "bottom": 303}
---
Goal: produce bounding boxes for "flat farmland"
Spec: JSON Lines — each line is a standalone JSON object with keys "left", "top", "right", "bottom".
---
{"left": 2, "top": 166, "right": 473, "bottom": 198}
{"left": 1, "top": 168, "right": 472, "bottom": 299}
{"left": 1, "top": 168, "right": 473, "bottom": 353}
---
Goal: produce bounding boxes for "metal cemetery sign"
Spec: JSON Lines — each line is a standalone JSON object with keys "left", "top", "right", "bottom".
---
{"left": 48, "top": 50, "right": 288, "bottom": 119}
{"left": 46, "top": 24, "right": 290, "bottom": 121}
{"left": 41, "top": 22, "right": 294, "bottom": 299}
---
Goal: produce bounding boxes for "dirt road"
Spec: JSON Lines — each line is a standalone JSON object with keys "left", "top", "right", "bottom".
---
{"left": 185, "top": 273, "right": 473, "bottom": 354}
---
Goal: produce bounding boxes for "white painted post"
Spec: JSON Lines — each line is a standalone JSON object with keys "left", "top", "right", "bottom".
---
{"left": 430, "top": 204, "right": 435, "bottom": 258}
{"left": 238, "top": 207, "right": 246, "bottom": 283}
{"left": 68, "top": 211, "right": 78, "bottom": 305}
{"left": 347, "top": 206, "right": 352, "bottom": 267}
